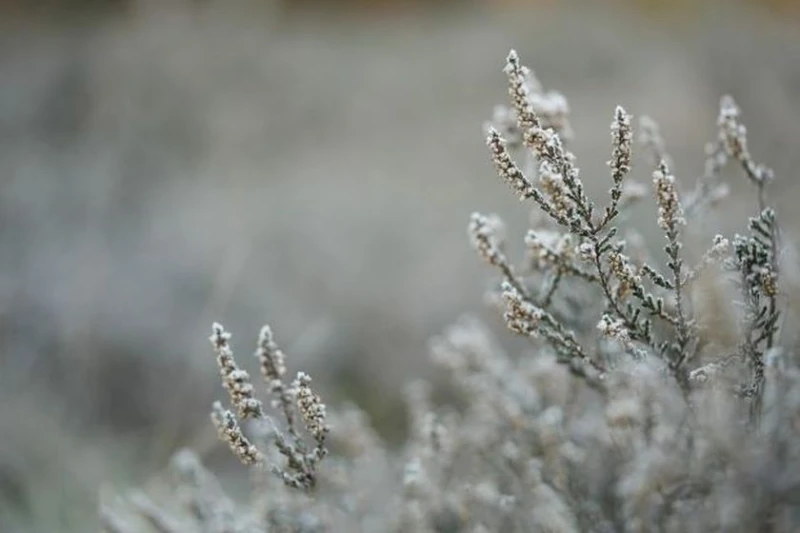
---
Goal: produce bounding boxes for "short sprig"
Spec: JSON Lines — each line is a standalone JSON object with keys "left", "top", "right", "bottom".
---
{"left": 208, "top": 322, "right": 329, "bottom": 491}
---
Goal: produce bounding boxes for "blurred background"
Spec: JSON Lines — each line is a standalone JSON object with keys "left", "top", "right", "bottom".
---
{"left": 1, "top": 0, "right": 800, "bottom": 530}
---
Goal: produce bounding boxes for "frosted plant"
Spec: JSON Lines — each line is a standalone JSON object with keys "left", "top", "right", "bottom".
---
{"left": 104, "top": 49, "right": 800, "bottom": 533}
{"left": 475, "top": 50, "right": 782, "bottom": 405}
{"left": 210, "top": 322, "right": 329, "bottom": 490}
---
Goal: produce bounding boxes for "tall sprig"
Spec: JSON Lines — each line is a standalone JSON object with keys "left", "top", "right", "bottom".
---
{"left": 704, "top": 96, "right": 782, "bottom": 418}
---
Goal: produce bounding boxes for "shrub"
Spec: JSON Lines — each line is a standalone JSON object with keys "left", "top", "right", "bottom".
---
{"left": 102, "top": 50, "right": 800, "bottom": 533}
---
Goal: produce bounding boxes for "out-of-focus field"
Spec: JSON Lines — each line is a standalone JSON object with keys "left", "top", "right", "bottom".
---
{"left": 1, "top": 1, "right": 800, "bottom": 530}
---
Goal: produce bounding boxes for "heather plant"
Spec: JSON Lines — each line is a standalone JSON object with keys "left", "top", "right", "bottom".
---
{"left": 478, "top": 50, "right": 782, "bottom": 407}
{"left": 102, "top": 50, "right": 800, "bottom": 533}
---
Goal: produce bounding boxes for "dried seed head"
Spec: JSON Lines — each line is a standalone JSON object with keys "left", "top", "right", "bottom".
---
{"left": 609, "top": 105, "right": 633, "bottom": 185}
{"left": 597, "top": 314, "right": 632, "bottom": 343}
{"left": 538, "top": 161, "right": 572, "bottom": 221}
{"left": 210, "top": 401, "right": 263, "bottom": 466}
{"left": 607, "top": 250, "right": 642, "bottom": 297}
{"left": 486, "top": 128, "right": 536, "bottom": 201}
{"left": 211, "top": 323, "right": 264, "bottom": 420}
{"left": 256, "top": 325, "right": 287, "bottom": 384}
{"left": 525, "top": 229, "right": 573, "bottom": 270}
{"left": 468, "top": 212, "right": 508, "bottom": 267}
{"left": 503, "top": 49, "right": 541, "bottom": 132}
{"left": 292, "top": 372, "right": 329, "bottom": 443}
{"left": 652, "top": 162, "right": 685, "bottom": 231}
{"left": 501, "top": 281, "right": 544, "bottom": 337}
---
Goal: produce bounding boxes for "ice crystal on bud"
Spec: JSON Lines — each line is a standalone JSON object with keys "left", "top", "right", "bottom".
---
{"left": 468, "top": 212, "right": 507, "bottom": 267}
{"left": 597, "top": 314, "right": 631, "bottom": 343}
{"left": 256, "top": 325, "right": 286, "bottom": 383}
{"left": 292, "top": 372, "right": 329, "bottom": 443}
{"left": 501, "top": 281, "right": 544, "bottom": 337}
{"left": 211, "top": 323, "right": 264, "bottom": 420}
{"left": 652, "top": 163, "right": 685, "bottom": 231}
{"left": 487, "top": 128, "right": 536, "bottom": 201}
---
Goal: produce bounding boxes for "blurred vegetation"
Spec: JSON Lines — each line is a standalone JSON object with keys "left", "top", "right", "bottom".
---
{"left": 0, "top": 0, "right": 798, "bottom": 18}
